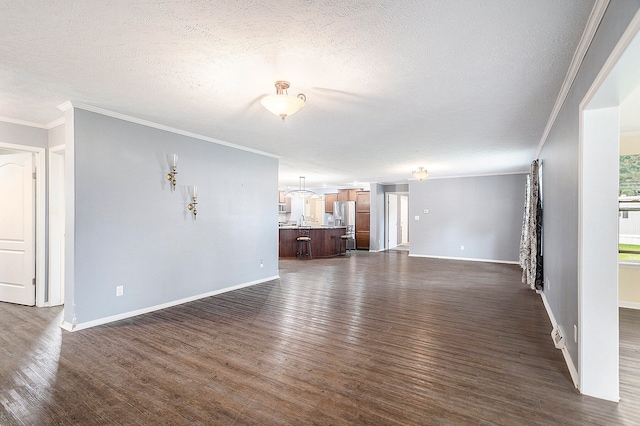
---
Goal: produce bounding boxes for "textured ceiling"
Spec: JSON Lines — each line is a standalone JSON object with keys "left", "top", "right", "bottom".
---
{"left": 0, "top": 1, "right": 596, "bottom": 188}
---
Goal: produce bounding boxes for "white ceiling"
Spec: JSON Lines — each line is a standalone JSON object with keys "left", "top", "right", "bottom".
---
{"left": 0, "top": 1, "right": 597, "bottom": 188}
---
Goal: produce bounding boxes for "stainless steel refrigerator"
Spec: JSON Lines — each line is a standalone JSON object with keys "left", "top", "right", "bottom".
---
{"left": 333, "top": 201, "right": 356, "bottom": 250}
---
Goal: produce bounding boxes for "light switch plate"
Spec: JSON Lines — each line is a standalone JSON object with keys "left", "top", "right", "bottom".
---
{"left": 414, "top": 216, "right": 420, "bottom": 220}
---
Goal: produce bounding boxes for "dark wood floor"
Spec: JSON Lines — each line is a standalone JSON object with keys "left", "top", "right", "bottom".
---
{"left": 1, "top": 251, "right": 639, "bottom": 425}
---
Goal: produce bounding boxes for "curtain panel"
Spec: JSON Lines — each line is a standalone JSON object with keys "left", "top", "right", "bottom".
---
{"left": 519, "top": 160, "right": 543, "bottom": 291}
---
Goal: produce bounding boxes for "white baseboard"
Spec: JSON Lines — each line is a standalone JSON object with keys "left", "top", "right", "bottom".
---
{"left": 408, "top": 253, "right": 518, "bottom": 265}
{"left": 60, "top": 275, "right": 280, "bottom": 332}
{"left": 540, "top": 292, "right": 579, "bottom": 388}
{"left": 619, "top": 301, "right": 640, "bottom": 310}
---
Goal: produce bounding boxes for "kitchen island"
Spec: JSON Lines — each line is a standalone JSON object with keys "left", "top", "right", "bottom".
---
{"left": 279, "top": 226, "right": 347, "bottom": 258}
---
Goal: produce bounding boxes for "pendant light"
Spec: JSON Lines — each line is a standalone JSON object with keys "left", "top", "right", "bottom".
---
{"left": 285, "top": 176, "right": 318, "bottom": 199}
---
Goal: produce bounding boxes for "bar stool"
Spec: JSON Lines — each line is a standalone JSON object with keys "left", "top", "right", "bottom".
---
{"left": 296, "top": 226, "right": 312, "bottom": 259}
{"left": 339, "top": 225, "right": 355, "bottom": 257}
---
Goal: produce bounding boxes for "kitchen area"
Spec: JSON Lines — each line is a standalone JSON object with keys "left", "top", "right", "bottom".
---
{"left": 278, "top": 188, "right": 370, "bottom": 258}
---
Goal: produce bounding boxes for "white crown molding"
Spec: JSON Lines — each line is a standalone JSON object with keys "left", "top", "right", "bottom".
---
{"left": 0, "top": 115, "right": 64, "bottom": 130}
{"left": 0, "top": 115, "right": 48, "bottom": 129}
{"left": 535, "top": 0, "right": 610, "bottom": 158}
{"left": 57, "top": 101, "right": 72, "bottom": 112}
{"left": 58, "top": 101, "right": 280, "bottom": 159}
{"left": 422, "top": 170, "right": 529, "bottom": 181}
{"left": 45, "top": 117, "right": 65, "bottom": 128}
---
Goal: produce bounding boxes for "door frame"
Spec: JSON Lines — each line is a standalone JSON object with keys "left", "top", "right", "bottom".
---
{"left": 0, "top": 142, "right": 46, "bottom": 307}
{"left": 387, "top": 193, "right": 398, "bottom": 249}
{"left": 577, "top": 7, "right": 640, "bottom": 401}
{"left": 48, "top": 145, "right": 65, "bottom": 306}
{"left": 385, "top": 191, "right": 409, "bottom": 250}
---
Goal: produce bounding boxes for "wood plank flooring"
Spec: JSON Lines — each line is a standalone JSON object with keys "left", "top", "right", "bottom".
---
{"left": 1, "top": 250, "right": 639, "bottom": 425}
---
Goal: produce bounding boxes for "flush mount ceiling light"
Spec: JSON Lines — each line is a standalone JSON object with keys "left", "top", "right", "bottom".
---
{"left": 412, "top": 166, "right": 430, "bottom": 181}
{"left": 285, "top": 176, "right": 319, "bottom": 199}
{"left": 260, "top": 81, "right": 306, "bottom": 122}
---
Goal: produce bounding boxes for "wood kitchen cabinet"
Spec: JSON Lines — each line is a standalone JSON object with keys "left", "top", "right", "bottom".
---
{"left": 325, "top": 193, "right": 337, "bottom": 213}
{"left": 355, "top": 190, "right": 370, "bottom": 250}
{"left": 338, "top": 189, "right": 359, "bottom": 202}
{"left": 278, "top": 191, "right": 291, "bottom": 212}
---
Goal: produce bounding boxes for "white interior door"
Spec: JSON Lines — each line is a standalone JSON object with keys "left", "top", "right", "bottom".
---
{"left": 0, "top": 152, "right": 36, "bottom": 305}
{"left": 388, "top": 194, "right": 398, "bottom": 249}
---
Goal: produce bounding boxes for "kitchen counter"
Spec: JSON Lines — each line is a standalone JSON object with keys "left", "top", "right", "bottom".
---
{"left": 279, "top": 224, "right": 344, "bottom": 229}
{"left": 279, "top": 226, "right": 347, "bottom": 258}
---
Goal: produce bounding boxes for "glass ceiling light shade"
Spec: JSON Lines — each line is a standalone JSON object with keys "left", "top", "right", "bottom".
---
{"left": 285, "top": 176, "right": 318, "bottom": 199}
{"left": 260, "top": 81, "right": 306, "bottom": 122}
{"left": 412, "top": 166, "right": 430, "bottom": 181}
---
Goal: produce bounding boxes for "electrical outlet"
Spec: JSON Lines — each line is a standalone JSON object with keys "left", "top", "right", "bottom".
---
{"left": 260, "top": 260, "right": 264, "bottom": 268}
{"left": 414, "top": 215, "right": 420, "bottom": 220}
{"left": 423, "top": 209, "right": 429, "bottom": 214}
{"left": 551, "top": 327, "right": 565, "bottom": 349}
{"left": 574, "top": 325, "right": 578, "bottom": 343}
{"left": 116, "top": 285, "right": 123, "bottom": 297}
{"left": 546, "top": 277, "right": 550, "bottom": 290}
{"left": 460, "top": 245, "right": 464, "bottom": 250}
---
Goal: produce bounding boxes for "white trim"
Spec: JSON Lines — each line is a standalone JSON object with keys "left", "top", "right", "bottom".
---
{"left": 581, "top": 10, "right": 640, "bottom": 109}
{"left": 369, "top": 248, "right": 386, "bottom": 253}
{"left": 0, "top": 116, "right": 49, "bottom": 129}
{"left": 408, "top": 253, "right": 518, "bottom": 265}
{"left": 426, "top": 170, "right": 529, "bottom": 181}
{"left": 50, "top": 145, "right": 65, "bottom": 154}
{"left": 574, "top": 7, "right": 640, "bottom": 402}
{"left": 620, "top": 301, "right": 640, "bottom": 310}
{"left": 60, "top": 275, "right": 280, "bottom": 332}
{"left": 535, "top": 0, "right": 610, "bottom": 158}
{"left": 619, "top": 261, "right": 640, "bottom": 269}
{"left": 47, "top": 145, "right": 65, "bottom": 307}
{"left": 541, "top": 292, "right": 580, "bottom": 388}
{"left": 57, "top": 101, "right": 280, "bottom": 159}
{"left": 0, "top": 142, "right": 46, "bottom": 307}
{"left": 46, "top": 117, "right": 65, "bottom": 129}
{"left": 0, "top": 116, "right": 65, "bottom": 130}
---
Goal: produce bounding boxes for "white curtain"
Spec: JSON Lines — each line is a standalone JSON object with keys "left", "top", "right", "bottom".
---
{"left": 519, "top": 160, "right": 543, "bottom": 290}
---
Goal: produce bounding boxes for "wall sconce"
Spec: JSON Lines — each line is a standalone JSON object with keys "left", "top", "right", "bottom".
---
{"left": 166, "top": 154, "right": 178, "bottom": 190}
{"left": 187, "top": 185, "right": 198, "bottom": 220}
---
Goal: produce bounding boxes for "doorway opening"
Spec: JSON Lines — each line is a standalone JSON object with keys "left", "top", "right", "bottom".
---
{"left": 386, "top": 192, "right": 409, "bottom": 251}
{"left": 578, "top": 9, "right": 640, "bottom": 401}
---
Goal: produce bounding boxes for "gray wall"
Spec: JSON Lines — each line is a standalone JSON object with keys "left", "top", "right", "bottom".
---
{"left": 369, "top": 183, "right": 385, "bottom": 251}
{"left": 65, "top": 107, "right": 279, "bottom": 326}
{"left": 539, "top": 1, "right": 640, "bottom": 372}
{"left": 0, "top": 120, "right": 47, "bottom": 148}
{"left": 48, "top": 124, "right": 65, "bottom": 148}
{"left": 383, "top": 184, "right": 409, "bottom": 193}
{"left": 409, "top": 174, "right": 526, "bottom": 262}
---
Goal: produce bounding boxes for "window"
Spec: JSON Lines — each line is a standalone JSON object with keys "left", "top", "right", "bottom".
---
{"left": 619, "top": 200, "right": 640, "bottom": 261}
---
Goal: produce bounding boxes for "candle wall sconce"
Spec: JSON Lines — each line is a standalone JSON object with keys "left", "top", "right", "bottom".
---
{"left": 166, "top": 154, "right": 178, "bottom": 190}
{"left": 187, "top": 185, "right": 198, "bottom": 220}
